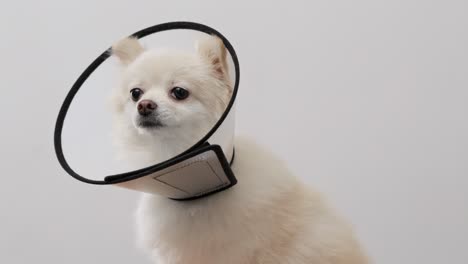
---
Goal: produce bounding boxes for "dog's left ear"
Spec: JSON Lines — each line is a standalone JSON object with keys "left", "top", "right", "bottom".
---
{"left": 196, "top": 35, "right": 228, "bottom": 78}
{"left": 112, "top": 37, "right": 145, "bottom": 65}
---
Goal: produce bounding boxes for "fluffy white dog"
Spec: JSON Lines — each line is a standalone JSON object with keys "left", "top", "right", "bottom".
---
{"left": 110, "top": 35, "right": 368, "bottom": 264}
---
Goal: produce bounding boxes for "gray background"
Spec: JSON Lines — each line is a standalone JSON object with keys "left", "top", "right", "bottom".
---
{"left": 1, "top": 0, "right": 467, "bottom": 263}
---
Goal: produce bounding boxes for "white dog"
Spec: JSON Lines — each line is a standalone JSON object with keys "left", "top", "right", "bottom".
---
{"left": 110, "top": 35, "right": 368, "bottom": 264}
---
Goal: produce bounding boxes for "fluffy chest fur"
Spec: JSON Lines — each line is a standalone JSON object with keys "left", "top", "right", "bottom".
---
{"left": 135, "top": 138, "right": 368, "bottom": 264}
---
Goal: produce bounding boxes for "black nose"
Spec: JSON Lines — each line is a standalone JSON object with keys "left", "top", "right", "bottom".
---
{"left": 137, "top": 100, "right": 157, "bottom": 116}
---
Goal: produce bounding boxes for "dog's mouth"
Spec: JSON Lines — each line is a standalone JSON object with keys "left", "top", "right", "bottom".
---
{"left": 136, "top": 117, "right": 164, "bottom": 129}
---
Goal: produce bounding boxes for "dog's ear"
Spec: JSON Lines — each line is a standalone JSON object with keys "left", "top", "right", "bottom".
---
{"left": 196, "top": 35, "right": 228, "bottom": 78}
{"left": 112, "top": 37, "right": 144, "bottom": 65}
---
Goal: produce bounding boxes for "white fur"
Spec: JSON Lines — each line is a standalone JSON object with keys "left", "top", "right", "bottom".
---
{"left": 111, "top": 36, "right": 368, "bottom": 263}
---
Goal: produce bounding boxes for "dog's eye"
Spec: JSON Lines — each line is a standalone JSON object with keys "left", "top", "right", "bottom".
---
{"left": 171, "top": 87, "right": 190, "bottom": 100}
{"left": 130, "top": 88, "right": 143, "bottom": 101}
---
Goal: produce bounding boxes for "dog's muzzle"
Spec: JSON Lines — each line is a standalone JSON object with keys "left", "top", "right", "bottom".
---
{"left": 54, "top": 22, "right": 240, "bottom": 201}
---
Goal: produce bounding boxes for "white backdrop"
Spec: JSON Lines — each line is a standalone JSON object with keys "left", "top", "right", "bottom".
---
{"left": 1, "top": 1, "right": 467, "bottom": 263}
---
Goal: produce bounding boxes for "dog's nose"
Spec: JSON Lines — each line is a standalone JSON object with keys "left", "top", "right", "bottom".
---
{"left": 137, "top": 100, "right": 157, "bottom": 116}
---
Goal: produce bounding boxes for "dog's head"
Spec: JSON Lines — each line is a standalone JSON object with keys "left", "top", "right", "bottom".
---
{"left": 110, "top": 36, "right": 231, "bottom": 161}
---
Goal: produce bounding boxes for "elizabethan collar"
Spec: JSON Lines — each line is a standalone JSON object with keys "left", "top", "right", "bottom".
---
{"left": 54, "top": 22, "right": 240, "bottom": 200}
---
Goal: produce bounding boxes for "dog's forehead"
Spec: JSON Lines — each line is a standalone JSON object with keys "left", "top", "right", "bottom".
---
{"left": 136, "top": 51, "right": 198, "bottom": 71}
{"left": 122, "top": 50, "right": 205, "bottom": 84}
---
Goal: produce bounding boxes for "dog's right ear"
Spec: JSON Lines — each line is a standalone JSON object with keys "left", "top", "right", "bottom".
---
{"left": 111, "top": 37, "right": 144, "bottom": 65}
